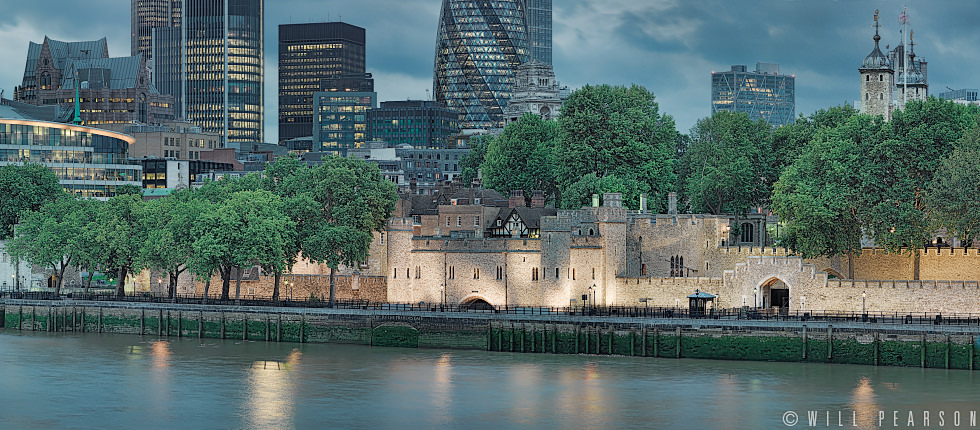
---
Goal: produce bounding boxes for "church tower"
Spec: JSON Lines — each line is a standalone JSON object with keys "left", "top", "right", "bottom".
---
{"left": 859, "top": 10, "right": 894, "bottom": 121}
{"left": 896, "top": 30, "right": 928, "bottom": 110}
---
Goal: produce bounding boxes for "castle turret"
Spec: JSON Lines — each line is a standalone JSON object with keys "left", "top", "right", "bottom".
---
{"left": 859, "top": 10, "right": 894, "bottom": 121}
{"left": 896, "top": 29, "right": 928, "bottom": 110}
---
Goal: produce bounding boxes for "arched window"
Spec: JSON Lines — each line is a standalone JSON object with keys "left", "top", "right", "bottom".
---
{"left": 40, "top": 72, "right": 51, "bottom": 90}
{"left": 879, "top": 74, "right": 883, "bottom": 82}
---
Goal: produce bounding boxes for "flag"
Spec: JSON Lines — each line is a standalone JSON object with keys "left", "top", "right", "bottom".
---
{"left": 899, "top": 11, "right": 907, "bottom": 24}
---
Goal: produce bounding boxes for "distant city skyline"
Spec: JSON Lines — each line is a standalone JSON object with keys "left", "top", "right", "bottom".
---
{"left": 3, "top": 1, "right": 980, "bottom": 138}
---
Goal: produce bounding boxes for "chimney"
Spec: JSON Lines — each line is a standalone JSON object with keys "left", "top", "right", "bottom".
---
{"left": 668, "top": 192, "right": 677, "bottom": 214}
{"left": 531, "top": 190, "right": 545, "bottom": 208}
{"left": 639, "top": 193, "right": 647, "bottom": 212}
{"left": 602, "top": 193, "right": 622, "bottom": 208}
{"left": 508, "top": 190, "right": 526, "bottom": 208}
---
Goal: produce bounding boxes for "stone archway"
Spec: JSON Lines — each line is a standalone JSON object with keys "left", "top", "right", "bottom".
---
{"left": 459, "top": 296, "right": 494, "bottom": 311}
{"left": 723, "top": 257, "right": 829, "bottom": 313}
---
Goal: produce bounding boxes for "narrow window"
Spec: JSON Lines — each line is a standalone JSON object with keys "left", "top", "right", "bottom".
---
{"left": 555, "top": 268, "right": 559, "bottom": 279}
{"left": 573, "top": 268, "right": 576, "bottom": 280}
{"left": 446, "top": 216, "right": 450, "bottom": 227}
{"left": 641, "top": 264, "right": 646, "bottom": 275}
{"left": 457, "top": 216, "right": 461, "bottom": 227}
{"left": 592, "top": 268, "right": 595, "bottom": 279}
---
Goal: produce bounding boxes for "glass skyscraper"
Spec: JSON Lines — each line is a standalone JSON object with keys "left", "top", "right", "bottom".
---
{"left": 278, "top": 22, "right": 367, "bottom": 144}
{"left": 434, "top": 0, "right": 530, "bottom": 130}
{"left": 711, "top": 63, "right": 795, "bottom": 128}
{"left": 131, "top": 0, "right": 181, "bottom": 61}
{"left": 524, "top": 0, "right": 552, "bottom": 65}
{"left": 147, "top": 0, "right": 264, "bottom": 144}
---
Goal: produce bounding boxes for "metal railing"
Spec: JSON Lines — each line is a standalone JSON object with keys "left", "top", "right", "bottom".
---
{"left": 2, "top": 291, "right": 979, "bottom": 326}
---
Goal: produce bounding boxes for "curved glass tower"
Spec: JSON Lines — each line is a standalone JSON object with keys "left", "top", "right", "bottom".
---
{"left": 151, "top": 0, "right": 263, "bottom": 144}
{"left": 434, "top": 0, "right": 529, "bottom": 130}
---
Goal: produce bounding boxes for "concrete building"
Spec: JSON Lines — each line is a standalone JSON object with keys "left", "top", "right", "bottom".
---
{"left": 14, "top": 36, "right": 176, "bottom": 126}
{"left": 503, "top": 60, "right": 564, "bottom": 125}
{"left": 102, "top": 121, "right": 222, "bottom": 160}
{"left": 434, "top": 0, "right": 530, "bottom": 129}
{"left": 367, "top": 101, "right": 459, "bottom": 149}
{"left": 0, "top": 99, "right": 142, "bottom": 199}
{"left": 711, "top": 63, "right": 795, "bottom": 128}
{"left": 278, "top": 22, "right": 367, "bottom": 144}
{"left": 939, "top": 89, "right": 980, "bottom": 106}
{"left": 139, "top": 158, "right": 235, "bottom": 189}
{"left": 151, "top": 0, "right": 264, "bottom": 144}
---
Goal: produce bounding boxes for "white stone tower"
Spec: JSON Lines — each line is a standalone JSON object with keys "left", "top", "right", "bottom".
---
{"left": 859, "top": 10, "right": 894, "bottom": 121}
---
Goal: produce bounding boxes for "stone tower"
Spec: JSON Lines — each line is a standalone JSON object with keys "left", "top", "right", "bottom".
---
{"left": 896, "top": 31, "right": 928, "bottom": 110}
{"left": 859, "top": 10, "right": 894, "bottom": 121}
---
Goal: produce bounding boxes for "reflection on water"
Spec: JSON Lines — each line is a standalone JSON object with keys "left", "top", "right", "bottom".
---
{"left": 850, "top": 376, "right": 880, "bottom": 430}
{"left": 0, "top": 331, "right": 979, "bottom": 430}
{"left": 244, "top": 348, "right": 301, "bottom": 430}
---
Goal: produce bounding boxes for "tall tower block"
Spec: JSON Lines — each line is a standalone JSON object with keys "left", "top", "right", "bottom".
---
{"left": 859, "top": 10, "right": 893, "bottom": 121}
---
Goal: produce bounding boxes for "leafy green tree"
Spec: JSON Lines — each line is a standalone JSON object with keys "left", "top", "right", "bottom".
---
{"left": 855, "top": 98, "right": 979, "bottom": 252}
{"left": 554, "top": 84, "right": 678, "bottom": 210}
{"left": 926, "top": 125, "right": 980, "bottom": 246}
{"left": 190, "top": 174, "right": 263, "bottom": 295}
{"left": 458, "top": 135, "right": 491, "bottom": 186}
{"left": 95, "top": 193, "right": 148, "bottom": 297}
{"left": 482, "top": 113, "right": 558, "bottom": 203}
{"left": 142, "top": 189, "right": 207, "bottom": 298}
{"left": 559, "top": 173, "right": 650, "bottom": 210}
{"left": 115, "top": 184, "right": 143, "bottom": 196}
{"left": 679, "top": 112, "right": 774, "bottom": 218}
{"left": 73, "top": 199, "right": 105, "bottom": 292}
{"left": 7, "top": 196, "right": 86, "bottom": 294}
{"left": 191, "top": 189, "right": 295, "bottom": 301}
{"left": 0, "top": 163, "right": 63, "bottom": 239}
{"left": 772, "top": 105, "right": 858, "bottom": 170}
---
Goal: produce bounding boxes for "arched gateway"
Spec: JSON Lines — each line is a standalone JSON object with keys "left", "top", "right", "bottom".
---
{"left": 723, "top": 257, "right": 829, "bottom": 313}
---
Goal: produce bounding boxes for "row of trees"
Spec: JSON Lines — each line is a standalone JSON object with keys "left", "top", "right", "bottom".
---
{"left": 466, "top": 84, "right": 980, "bottom": 258}
{"left": 1, "top": 156, "right": 398, "bottom": 301}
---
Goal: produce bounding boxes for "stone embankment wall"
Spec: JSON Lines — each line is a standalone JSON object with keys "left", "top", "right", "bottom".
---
{"left": 3, "top": 301, "right": 979, "bottom": 370}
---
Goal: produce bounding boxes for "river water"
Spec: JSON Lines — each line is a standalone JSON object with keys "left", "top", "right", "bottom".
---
{"left": 0, "top": 330, "right": 978, "bottom": 430}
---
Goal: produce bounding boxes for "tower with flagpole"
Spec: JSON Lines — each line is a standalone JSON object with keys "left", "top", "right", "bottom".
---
{"left": 859, "top": 9, "right": 894, "bottom": 121}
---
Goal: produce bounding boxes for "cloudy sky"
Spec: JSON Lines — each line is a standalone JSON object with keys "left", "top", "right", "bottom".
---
{"left": 2, "top": 1, "right": 978, "bottom": 138}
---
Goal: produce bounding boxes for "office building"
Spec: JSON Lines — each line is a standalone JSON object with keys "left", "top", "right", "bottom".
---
{"left": 130, "top": 0, "right": 180, "bottom": 62}
{"left": 434, "top": 0, "right": 530, "bottom": 130}
{"left": 367, "top": 101, "right": 459, "bottom": 149}
{"left": 279, "top": 22, "right": 367, "bottom": 143}
{"left": 139, "top": 158, "right": 234, "bottom": 189}
{"left": 711, "top": 62, "right": 795, "bottom": 128}
{"left": 102, "top": 121, "right": 222, "bottom": 160}
{"left": 0, "top": 99, "right": 142, "bottom": 199}
{"left": 524, "top": 0, "right": 552, "bottom": 65}
{"left": 313, "top": 90, "right": 376, "bottom": 154}
{"left": 150, "top": 0, "right": 264, "bottom": 144}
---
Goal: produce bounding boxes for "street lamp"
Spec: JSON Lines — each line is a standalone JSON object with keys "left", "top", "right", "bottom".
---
{"left": 440, "top": 284, "right": 445, "bottom": 311}
{"left": 862, "top": 290, "right": 867, "bottom": 315}
{"left": 753, "top": 287, "right": 758, "bottom": 309}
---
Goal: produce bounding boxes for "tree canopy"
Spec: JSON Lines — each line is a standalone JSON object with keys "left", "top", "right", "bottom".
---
{"left": 0, "top": 163, "right": 63, "bottom": 239}
{"left": 482, "top": 113, "right": 558, "bottom": 204}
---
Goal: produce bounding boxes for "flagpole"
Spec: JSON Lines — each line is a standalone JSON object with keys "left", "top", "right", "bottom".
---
{"left": 903, "top": 6, "right": 908, "bottom": 109}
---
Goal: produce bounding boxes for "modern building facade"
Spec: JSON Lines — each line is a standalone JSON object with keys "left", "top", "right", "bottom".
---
{"left": 313, "top": 90, "right": 376, "bottom": 154}
{"left": 434, "top": 0, "right": 530, "bottom": 130}
{"left": 502, "top": 60, "right": 563, "bottom": 125}
{"left": 367, "top": 100, "right": 459, "bottom": 149}
{"left": 131, "top": 0, "right": 181, "bottom": 62}
{"left": 140, "top": 157, "right": 234, "bottom": 189}
{"left": 0, "top": 99, "right": 142, "bottom": 199}
{"left": 150, "top": 0, "right": 264, "bottom": 144}
{"left": 711, "top": 63, "right": 795, "bottom": 128}
{"left": 524, "top": 0, "right": 552, "bottom": 65}
{"left": 278, "top": 22, "right": 367, "bottom": 143}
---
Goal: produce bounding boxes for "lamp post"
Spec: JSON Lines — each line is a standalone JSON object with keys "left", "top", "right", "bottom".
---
{"left": 862, "top": 290, "right": 867, "bottom": 321}
{"left": 440, "top": 284, "right": 445, "bottom": 311}
{"left": 753, "top": 287, "right": 758, "bottom": 309}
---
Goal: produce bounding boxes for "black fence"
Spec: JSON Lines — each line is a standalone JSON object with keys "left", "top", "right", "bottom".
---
{"left": 2, "top": 291, "right": 979, "bottom": 326}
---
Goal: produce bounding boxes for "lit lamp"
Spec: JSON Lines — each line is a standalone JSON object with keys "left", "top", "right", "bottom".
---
{"left": 862, "top": 290, "right": 867, "bottom": 316}
{"left": 753, "top": 287, "right": 758, "bottom": 309}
